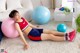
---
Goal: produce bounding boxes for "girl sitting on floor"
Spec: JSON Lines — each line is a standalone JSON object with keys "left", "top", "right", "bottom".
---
{"left": 9, "top": 10, "right": 76, "bottom": 50}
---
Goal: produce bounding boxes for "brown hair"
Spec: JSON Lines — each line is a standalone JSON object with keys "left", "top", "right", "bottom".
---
{"left": 9, "top": 10, "right": 19, "bottom": 18}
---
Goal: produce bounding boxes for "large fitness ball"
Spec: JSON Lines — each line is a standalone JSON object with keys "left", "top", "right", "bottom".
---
{"left": 32, "top": 6, "right": 51, "bottom": 24}
{"left": 1, "top": 18, "right": 19, "bottom": 38}
{"left": 57, "top": 24, "right": 67, "bottom": 32}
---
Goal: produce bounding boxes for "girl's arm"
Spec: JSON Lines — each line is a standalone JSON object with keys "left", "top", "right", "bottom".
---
{"left": 15, "top": 23, "right": 29, "bottom": 49}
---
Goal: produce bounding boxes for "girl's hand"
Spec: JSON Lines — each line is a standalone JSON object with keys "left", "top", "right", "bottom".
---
{"left": 23, "top": 44, "right": 29, "bottom": 50}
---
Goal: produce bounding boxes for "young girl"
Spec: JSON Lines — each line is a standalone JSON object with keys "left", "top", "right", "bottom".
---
{"left": 9, "top": 10, "right": 76, "bottom": 50}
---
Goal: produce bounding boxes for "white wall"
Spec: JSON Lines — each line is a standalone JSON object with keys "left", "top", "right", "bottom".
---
{"left": 74, "top": 0, "right": 80, "bottom": 17}
{"left": 31, "top": 0, "right": 63, "bottom": 8}
{"left": 55, "top": 0, "right": 62, "bottom": 8}
{"left": 31, "top": 0, "right": 74, "bottom": 9}
{"left": 31, "top": 0, "right": 52, "bottom": 8}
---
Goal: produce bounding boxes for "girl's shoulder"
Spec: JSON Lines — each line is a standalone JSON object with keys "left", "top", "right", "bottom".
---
{"left": 21, "top": 17, "right": 27, "bottom": 21}
{"left": 21, "top": 17, "right": 23, "bottom": 18}
{"left": 21, "top": 17, "right": 25, "bottom": 20}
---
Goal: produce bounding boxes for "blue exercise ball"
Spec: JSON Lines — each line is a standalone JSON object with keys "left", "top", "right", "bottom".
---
{"left": 57, "top": 24, "right": 67, "bottom": 32}
{"left": 32, "top": 6, "right": 51, "bottom": 24}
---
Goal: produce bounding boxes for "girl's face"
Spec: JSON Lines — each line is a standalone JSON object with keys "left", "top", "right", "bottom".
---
{"left": 14, "top": 12, "right": 21, "bottom": 20}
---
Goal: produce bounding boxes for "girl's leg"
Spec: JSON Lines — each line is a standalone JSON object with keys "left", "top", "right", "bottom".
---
{"left": 41, "top": 30, "right": 76, "bottom": 42}
{"left": 41, "top": 33, "right": 65, "bottom": 41}
{"left": 43, "top": 29, "right": 76, "bottom": 37}
{"left": 43, "top": 29, "right": 64, "bottom": 36}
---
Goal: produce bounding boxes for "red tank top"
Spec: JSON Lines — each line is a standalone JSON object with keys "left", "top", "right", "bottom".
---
{"left": 17, "top": 17, "right": 28, "bottom": 31}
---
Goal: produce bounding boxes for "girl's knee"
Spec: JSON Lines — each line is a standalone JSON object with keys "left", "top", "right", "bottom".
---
{"left": 48, "top": 34, "right": 55, "bottom": 39}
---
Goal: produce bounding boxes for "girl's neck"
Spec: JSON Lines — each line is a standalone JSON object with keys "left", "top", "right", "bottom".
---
{"left": 16, "top": 18, "right": 23, "bottom": 22}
